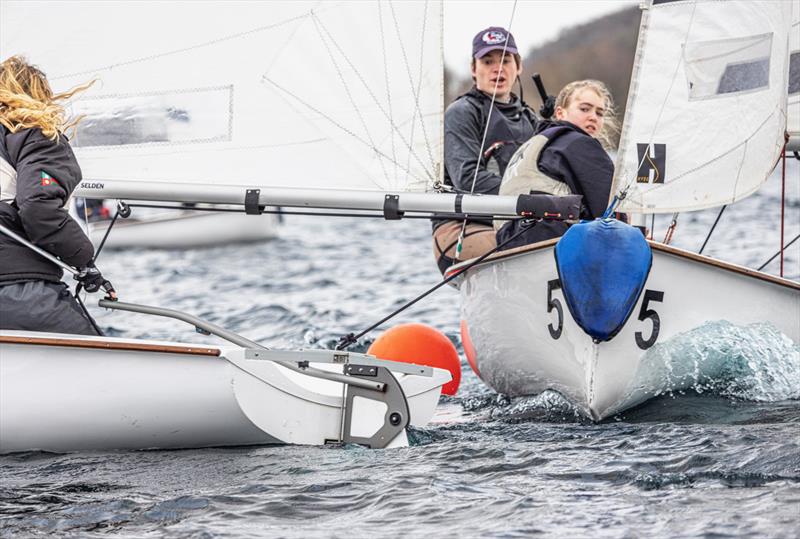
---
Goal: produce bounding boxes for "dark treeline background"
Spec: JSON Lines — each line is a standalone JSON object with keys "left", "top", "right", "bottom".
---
{"left": 444, "top": 6, "right": 641, "bottom": 148}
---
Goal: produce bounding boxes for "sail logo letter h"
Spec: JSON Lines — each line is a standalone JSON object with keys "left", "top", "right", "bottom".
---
{"left": 636, "top": 143, "right": 666, "bottom": 184}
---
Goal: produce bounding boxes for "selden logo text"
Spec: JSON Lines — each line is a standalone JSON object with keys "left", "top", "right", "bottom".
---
{"left": 81, "top": 182, "right": 105, "bottom": 189}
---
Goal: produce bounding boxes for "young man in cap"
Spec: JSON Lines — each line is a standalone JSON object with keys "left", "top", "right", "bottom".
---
{"left": 431, "top": 26, "right": 538, "bottom": 275}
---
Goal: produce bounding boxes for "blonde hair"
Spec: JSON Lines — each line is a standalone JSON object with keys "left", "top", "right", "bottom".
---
{"left": 0, "top": 55, "right": 93, "bottom": 141}
{"left": 556, "top": 79, "right": 618, "bottom": 150}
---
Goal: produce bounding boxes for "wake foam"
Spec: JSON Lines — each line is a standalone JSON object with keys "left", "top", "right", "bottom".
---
{"left": 637, "top": 321, "right": 799, "bottom": 402}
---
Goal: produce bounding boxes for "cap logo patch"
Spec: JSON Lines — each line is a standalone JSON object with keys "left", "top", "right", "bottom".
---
{"left": 482, "top": 31, "right": 506, "bottom": 45}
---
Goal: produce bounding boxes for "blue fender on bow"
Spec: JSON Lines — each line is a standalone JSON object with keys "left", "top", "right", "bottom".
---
{"left": 554, "top": 218, "right": 652, "bottom": 341}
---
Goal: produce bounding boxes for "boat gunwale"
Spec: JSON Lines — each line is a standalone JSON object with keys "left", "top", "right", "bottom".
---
{"left": 446, "top": 236, "right": 800, "bottom": 291}
{"left": 0, "top": 335, "right": 221, "bottom": 356}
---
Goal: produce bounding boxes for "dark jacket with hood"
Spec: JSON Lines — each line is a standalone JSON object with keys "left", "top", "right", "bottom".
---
{"left": 533, "top": 120, "right": 614, "bottom": 220}
{"left": 496, "top": 120, "right": 615, "bottom": 249}
{"left": 0, "top": 124, "right": 94, "bottom": 284}
{"left": 433, "top": 86, "right": 537, "bottom": 229}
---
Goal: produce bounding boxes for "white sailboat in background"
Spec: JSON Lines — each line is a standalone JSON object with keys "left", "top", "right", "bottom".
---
{"left": 83, "top": 207, "right": 281, "bottom": 249}
{"left": 454, "top": 0, "right": 800, "bottom": 419}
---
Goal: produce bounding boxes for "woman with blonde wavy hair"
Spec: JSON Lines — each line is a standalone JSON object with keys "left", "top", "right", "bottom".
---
{"left": 496, "top": 79, "right": 622, "bottom": 250}
{"left": 0, "top": 55, "right": 111, "bottom": 335}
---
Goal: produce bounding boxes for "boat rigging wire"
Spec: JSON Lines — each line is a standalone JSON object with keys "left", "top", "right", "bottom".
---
{"left": 72, "top": 287, "right": 104, "bottom": 336}
{"left": 650, "top": 213, "right": 655, "bottom": 240}
{"left": 698, "top": 204, "right": 726, "bottom": 254}
{"left": 780, "top": 148, "right": 787, "bottom": 277}
{"left": 90, "top": 202, "right": 128, "bottom": 264}
{"left": 335, "top": 216, "right": 539, "bottom": 352}
{"left": 758, "top": 233, "right": 800, "bottom": 271}
{"left": 453, "top": 0, "right": 518, "bottom": 263}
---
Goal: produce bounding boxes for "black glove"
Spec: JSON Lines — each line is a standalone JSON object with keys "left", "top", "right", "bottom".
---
{"left": 539, "top": 95, "right": 556, "bottom": 119}
{"left": 75, "top": 264, "right": 115, "bottom": 296}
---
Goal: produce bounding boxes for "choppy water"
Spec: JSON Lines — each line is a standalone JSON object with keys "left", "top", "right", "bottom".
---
{"left": 1, "top": 162, "right": 799, "bottom": 537}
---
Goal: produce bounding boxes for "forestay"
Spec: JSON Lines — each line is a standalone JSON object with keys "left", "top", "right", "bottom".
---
{"left": 612, "top": 0, "right": 794, "bottom": 214}
{"left": 0, "top": 1, "right": 443, "bottom": 193}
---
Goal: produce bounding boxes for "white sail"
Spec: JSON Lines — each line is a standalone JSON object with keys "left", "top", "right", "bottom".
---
{"left": 788, "top": 0, "right": 800, "bottom": 151}
{"left": 613, "top": 0, "right": 793, "bottom": 214}
{"left": 0, "top": 1, "right": 443, "bottom": 193}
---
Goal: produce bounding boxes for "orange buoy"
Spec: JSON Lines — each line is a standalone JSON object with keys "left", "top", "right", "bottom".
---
{"left": 368, "top": 323, "right": 461, "bottom": 395}
{"left": 460, "top": 319, "right": 480, "bottom": 377}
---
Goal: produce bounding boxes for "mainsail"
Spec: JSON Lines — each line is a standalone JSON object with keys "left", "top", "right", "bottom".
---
{"left": 612, "top": 0, "right": 794, "bottom": 214}
{"left": 0, "top": 1, "right": 443, "bottom": 194}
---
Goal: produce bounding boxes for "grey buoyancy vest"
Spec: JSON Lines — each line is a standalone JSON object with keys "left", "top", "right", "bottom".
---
{"left": 495, "top": 125, "right": 575, "bottom": 230}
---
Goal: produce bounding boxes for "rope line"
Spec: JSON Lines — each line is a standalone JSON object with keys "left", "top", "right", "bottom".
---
{"left": 335, "top": 217, "right": 538, "bottom": 351}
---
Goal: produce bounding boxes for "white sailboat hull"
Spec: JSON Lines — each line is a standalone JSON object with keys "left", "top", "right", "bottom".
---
{"left": 456, "top": 240, "right": 800, "bottom": 419}
{"left": 0, "top": 332, "right": 449, "bottom": 453}
{"left": 88, "top": 210, "right": 280, "bottom": 249}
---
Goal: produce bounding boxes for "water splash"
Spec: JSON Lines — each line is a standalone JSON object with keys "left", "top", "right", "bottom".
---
{"left": 461, "top": 390, "right": 588, "bottom": 423}
{"left": 636, "top": 321, "right": 800, "bottom": 402}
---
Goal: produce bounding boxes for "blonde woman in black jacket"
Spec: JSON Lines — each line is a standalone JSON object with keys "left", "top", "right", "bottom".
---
{"left": 0, "top": 56, "right": 110, "bottom": 334}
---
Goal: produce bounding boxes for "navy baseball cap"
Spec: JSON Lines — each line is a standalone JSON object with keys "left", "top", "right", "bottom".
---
{"left": 472, "top": 27, "right": 518, "bottom": 58}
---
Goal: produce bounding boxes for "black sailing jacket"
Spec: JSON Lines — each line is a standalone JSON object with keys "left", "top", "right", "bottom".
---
{"left": 0, "top": 124, "right": 94, "bottom": 284}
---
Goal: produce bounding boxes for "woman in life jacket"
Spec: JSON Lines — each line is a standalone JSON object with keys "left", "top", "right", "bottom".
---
{"left": 495, "top": 79, "right": 620, "bottom": 250}
{"left": 0, "top": 55, "right": 112, "bottom": 335}
{"left": 431, "top": 26, "right": 538, "bottom": 275}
